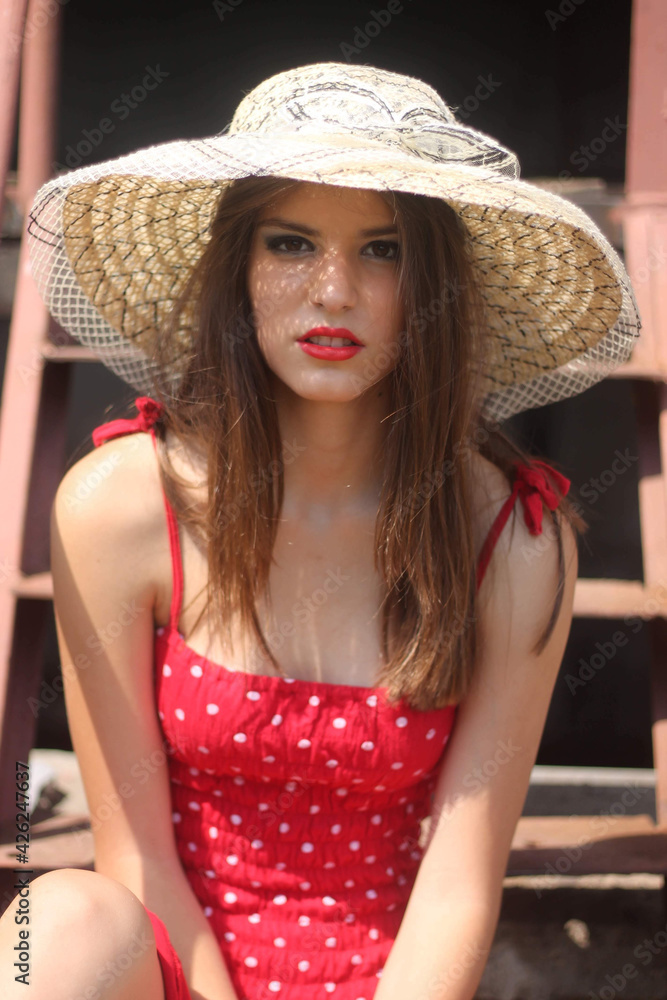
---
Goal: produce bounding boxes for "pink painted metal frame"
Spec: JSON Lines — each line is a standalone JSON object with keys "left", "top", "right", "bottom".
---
{"left": 0, "top": 0, "right": 62, "bottom": 835}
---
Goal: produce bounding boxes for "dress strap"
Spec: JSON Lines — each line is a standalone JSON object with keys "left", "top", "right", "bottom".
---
{"left": 475, "top": 459, "right": 571, "bottom": 591}
{"left": 91, "top": 396, "right": 184, "bottom": 635}
{"left": 91, "top": 395, "right": 164, "bottom": 447}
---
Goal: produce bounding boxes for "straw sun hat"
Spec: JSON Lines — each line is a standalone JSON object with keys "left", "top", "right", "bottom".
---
{"left": 26, "top": 61, "right": 641, "bottom": 424}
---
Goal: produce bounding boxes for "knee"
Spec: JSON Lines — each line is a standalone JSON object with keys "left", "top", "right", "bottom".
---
{"left": 0, "top": 869, "right": 160, "bottom": 999}
{"left": 27, "top": 868, "right": 155, "bottom": 953}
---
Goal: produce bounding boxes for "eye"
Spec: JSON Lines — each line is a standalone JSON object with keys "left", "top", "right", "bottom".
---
{"left": 265, "top": 235, "right": 311, "bottom": 254}
{"left": 263, "top": 235, "right": 400, "bottom": 260}
{"left": 364, "top": 240, "right": 400, "bottom": 261}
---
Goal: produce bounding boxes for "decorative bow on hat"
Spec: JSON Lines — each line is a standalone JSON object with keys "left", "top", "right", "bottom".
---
{"left": 259, "top": 117, "right": 521, "bottom": 177}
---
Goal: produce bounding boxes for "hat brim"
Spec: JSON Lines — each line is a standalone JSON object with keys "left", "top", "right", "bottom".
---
{"left": 27, "top": 129, "right": 641, "bottom": 422}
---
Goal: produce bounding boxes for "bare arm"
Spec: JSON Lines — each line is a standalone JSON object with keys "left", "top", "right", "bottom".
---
{"left": 373, "top": 491, "right": 579, "bottom": 1000}
{"left": 50, "top": 433, "right": 239, "bottom": 1000}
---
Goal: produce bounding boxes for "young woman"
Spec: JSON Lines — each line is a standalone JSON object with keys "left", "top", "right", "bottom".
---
{"left": 2, "top": 62, "right": 639, "bottom": 1000}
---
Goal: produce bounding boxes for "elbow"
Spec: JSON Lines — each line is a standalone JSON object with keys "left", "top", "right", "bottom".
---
{"left": 412, "top": 850, "right": 505, "bottom": 918}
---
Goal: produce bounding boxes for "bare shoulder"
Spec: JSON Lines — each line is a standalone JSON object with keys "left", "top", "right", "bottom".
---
{"left": 469, "top": 450, "right": 578, "bottom": 642}
{"left": 468, "top": 449, "right": 578, "bottom": 629}
{"left": 53, "top": 431, "right": 164, "bottom": 532}
{"left": 51, "top": 431, "right": 170, "bottom": 616}
{"left": 468, "top": 449, "right": 513, "bottom": 558}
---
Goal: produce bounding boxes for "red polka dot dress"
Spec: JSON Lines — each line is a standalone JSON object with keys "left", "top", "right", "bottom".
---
{"left": 91, "top": 397, "right": 570, "bottom": 1000}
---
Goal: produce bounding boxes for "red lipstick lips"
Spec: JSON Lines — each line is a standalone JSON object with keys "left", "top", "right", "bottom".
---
{"left": 297, "top": 326, "right": 365, "bottom": 361}
{"left": 298, "top": 327, "right": 364, "bottom": 346}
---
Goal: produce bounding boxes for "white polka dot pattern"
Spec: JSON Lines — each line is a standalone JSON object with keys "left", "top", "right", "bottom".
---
{"left": 153, "top": 617, "right": 458, "bottom": 997}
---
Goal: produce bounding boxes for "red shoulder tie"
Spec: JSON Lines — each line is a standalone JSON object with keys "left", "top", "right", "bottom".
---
{"left": 513, "top": 459, "right": 571, "bottom": 535}
{"left": 476, "top": 459, "right": 571, "bottom": 590}
{"left": 92, "top": 396, "right": 164, "bottom": 446}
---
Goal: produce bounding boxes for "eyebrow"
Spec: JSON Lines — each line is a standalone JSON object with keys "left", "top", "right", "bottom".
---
{"left": 257, "top": 216, "right": 399, "bottom": 238}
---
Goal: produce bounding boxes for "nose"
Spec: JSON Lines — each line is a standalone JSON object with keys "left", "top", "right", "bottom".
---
{"left": 307, "top": 250, "right": 357, "bottom": 312}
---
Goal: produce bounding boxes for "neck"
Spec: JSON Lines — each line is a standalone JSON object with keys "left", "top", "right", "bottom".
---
{"left": 274, "top": 380, "right": 392, "bottom": 521}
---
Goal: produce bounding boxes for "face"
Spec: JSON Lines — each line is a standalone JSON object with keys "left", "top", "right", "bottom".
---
{"left": 246, "top": 182, "right": 405, "bottom": 402}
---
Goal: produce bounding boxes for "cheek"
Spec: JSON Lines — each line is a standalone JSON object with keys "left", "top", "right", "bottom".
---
{"left": 249, "top": 260, "right": 302, "bottom": 318}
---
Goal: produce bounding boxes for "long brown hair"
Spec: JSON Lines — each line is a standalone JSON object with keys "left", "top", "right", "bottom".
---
{"left": 137, "top": 175, "right": 586, "bottom": 711}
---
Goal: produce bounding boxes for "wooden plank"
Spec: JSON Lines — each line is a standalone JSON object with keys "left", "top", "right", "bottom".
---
{"left": 512, "top": 813, "right": 657, "bottom": 847}
{"left": 507, "top": 815, "right": 667, "bottom": 876}
{"left": 0, "top": 813, "right": 93, "bottom": 870}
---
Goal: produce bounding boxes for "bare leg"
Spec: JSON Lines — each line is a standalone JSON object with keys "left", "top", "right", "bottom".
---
{"left": 0, "top": 867, "right": 166, "bottom": 1000}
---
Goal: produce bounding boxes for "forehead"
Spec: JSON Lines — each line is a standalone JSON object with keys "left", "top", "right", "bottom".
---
{"left": 260, "top": 181, "right": 394, "bottom": 222}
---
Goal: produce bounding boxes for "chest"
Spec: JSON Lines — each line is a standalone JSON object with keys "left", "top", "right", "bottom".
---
{"left": 172, "top": 512, "right": 390, "bottom": 687}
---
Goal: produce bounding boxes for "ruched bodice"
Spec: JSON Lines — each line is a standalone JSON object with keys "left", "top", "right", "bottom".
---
{"left": 154, "top": 620, "right": 456, "bottom": 998}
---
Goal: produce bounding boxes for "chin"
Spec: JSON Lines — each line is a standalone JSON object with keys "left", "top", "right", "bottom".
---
{"left": 275, "top": 373, "right": 368, "bottom": 403}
